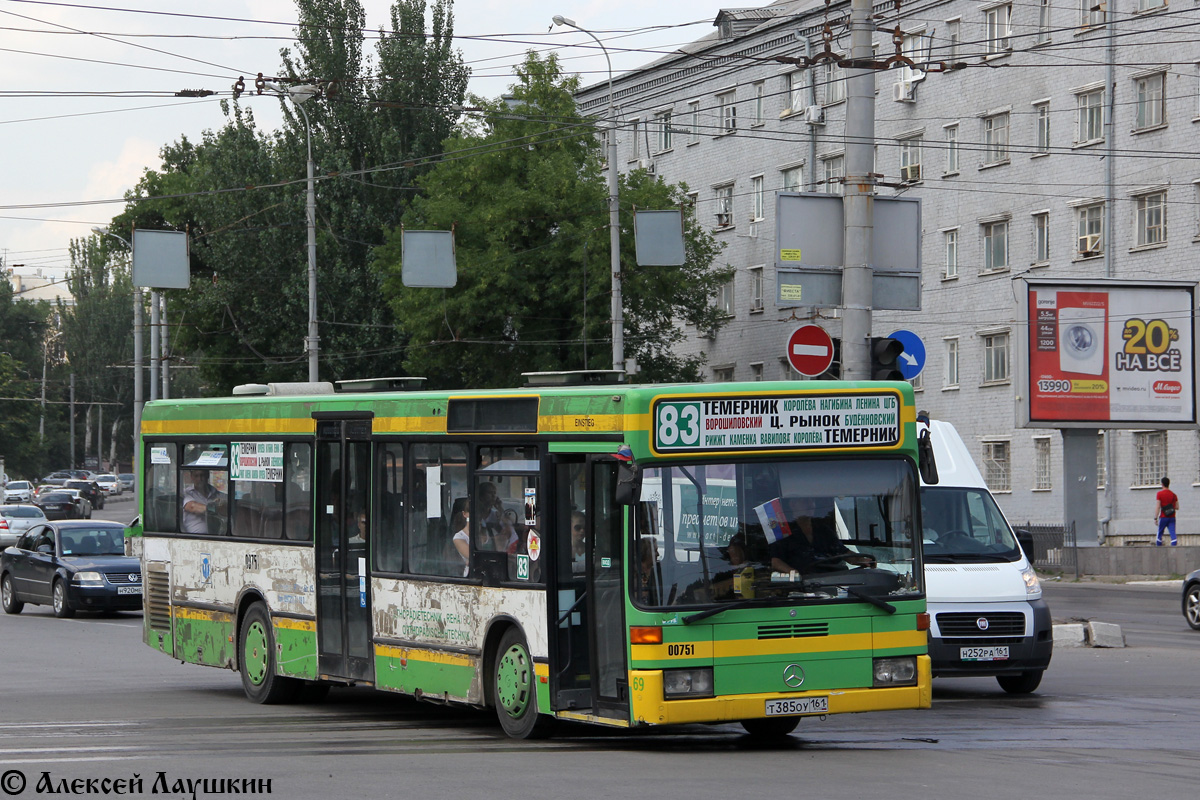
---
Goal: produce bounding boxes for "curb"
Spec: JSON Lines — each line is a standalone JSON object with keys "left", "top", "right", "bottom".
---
{"left": 1052, "top": 620, "right": 1126, "bottom": 648}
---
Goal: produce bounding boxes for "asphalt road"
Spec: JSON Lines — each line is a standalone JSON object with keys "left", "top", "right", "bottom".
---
{"left": 0, "top": 499, "right": 1194, "bottom": 799}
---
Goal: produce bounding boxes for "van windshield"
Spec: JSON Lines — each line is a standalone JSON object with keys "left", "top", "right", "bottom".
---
{"left": 920, "top": 487, "right": 1021, "bottom": 561}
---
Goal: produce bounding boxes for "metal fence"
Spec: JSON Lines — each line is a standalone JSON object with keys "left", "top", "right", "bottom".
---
{"left": 1016, "top": 521, "right": 1078, "bottom": 577}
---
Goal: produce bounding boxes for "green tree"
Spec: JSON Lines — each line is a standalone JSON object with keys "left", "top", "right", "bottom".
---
{"left": 0, "top": 278, "right": 52, "bottom": 477}
{"left": 374, "top": 52, "right": 729, "bottom": 388}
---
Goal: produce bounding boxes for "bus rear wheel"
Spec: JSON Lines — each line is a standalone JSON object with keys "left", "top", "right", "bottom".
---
{"left": 493, "top": 628, "right": 552, "bottom": 739}
{"left": 741, "top": 717, "right": 800, "bottom": 738}
{"left": 239, "top": 603, "right": 299, "bottom": 704}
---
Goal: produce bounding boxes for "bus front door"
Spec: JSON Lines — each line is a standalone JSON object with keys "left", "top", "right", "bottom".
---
{"left": 314, "top": 416, "right": 374, "bottom": 683}
{"left": 549, "top": 456, "right": 628, "bottom": 719}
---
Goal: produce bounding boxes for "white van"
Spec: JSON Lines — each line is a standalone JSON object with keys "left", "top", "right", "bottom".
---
{"left": 920, "top": 419, "right": 1053, "bottom": 693}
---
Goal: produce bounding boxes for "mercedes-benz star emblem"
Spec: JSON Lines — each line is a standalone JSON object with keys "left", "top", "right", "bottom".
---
{"left": 976, "top": 617, "right": 989, "bottom": 631}
{"left": 783, "top": 663, "right": 805, "bottom": 688}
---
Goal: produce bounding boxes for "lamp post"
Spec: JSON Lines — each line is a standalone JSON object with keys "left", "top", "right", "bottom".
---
{"left": 552, "top": 16, "right": 624, "bottom": 373}
{"left": 92, "top": 226, "right": 141, "bottom": 492}
{"left": 265, "top": 82, "right": 321, "bottom": 382}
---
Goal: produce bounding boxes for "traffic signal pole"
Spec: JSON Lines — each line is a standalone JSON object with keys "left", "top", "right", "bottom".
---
{"left": 841, "top": 0, "right": 876, "bottom": 380}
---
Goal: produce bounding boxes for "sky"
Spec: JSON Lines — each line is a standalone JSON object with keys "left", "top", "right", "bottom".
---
{"left": 0, "top": 0, "right": 727, "bottom": 281}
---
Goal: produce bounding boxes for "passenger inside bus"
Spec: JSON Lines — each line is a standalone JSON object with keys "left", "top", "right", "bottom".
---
{"left": 636, "top": 537, "right": 662, "bottom": 604}
{"left": 571, "top": 511, "right": 587, "bottom": 573}
{"left": 450, "top": 497, "right": 470, "bottom": 577}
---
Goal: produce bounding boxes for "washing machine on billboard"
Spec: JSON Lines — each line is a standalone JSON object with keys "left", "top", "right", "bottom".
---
{"left": 1058, "top": 306, "right": 1105, "bottom": 375}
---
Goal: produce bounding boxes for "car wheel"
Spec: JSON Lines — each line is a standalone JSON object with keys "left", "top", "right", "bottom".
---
{"left": 1184, "top": 583, "right": 1200, "bottom": 631}
{"left": 741, "top": 716, "right": 801, "bottom": 738}
{"left": 1, "top": 574, "right": 23, "bottom": 614}
{"left": 238, "top": 602, "right": 299, "bottom": 704}
{"left": 997, "top": 670, "right": 1043, "bottom": 694}
{"left": 493, "top": 627, "right": 553, "bottom": 739}
{"left": 52, "top": 578, "right": 75, "bottom": 619}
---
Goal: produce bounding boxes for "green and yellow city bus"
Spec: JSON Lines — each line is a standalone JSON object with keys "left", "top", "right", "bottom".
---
{"left": 133, "top": 376, "right": 933, "bottom": 738}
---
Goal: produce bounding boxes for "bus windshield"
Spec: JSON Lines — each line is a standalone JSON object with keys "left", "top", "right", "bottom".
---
{"left": 632, "top": 458, "right": 920, "bottom": 608}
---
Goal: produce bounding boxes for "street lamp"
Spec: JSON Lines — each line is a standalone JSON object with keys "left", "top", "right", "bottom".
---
{"left": 264, "top": 82, "right": 321, "bottom": 382}
{"left": 552, "top": 16, "right": 624, "bottom": 373}
{"left": 92, "top": 226, "right": 142, "bottom": 492}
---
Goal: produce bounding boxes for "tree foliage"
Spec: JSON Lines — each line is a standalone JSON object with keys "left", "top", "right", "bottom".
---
{"left": 374, "top": 52, "right": 729, "bottom": 388}
{"left": 0, "top": 279, "right": 51, "bottom": 477}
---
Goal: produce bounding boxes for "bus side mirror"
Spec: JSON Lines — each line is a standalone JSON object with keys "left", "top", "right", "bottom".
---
{"left": 615, "top": 462, "right": 642, "bottom": 506}
{"left": 918, "top": 428, "right": 939, "bottom": 485}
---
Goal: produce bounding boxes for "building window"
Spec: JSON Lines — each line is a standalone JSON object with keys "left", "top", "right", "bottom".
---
{"left": 944, "top": 124, "right": 959, "bottom": 173}
{"left": 899, "top": 32, "right": 930, "bottom": 84}
{"left": 1036, "top": 0, "right": 1052, "bottom": 43}
{"left": 910, "top": 371, "right": 924, "bottom": 392}
{"left": 788, "top": 71, "right": 806, "bottom": 113}
{"left": 819, "top": 60, "right": 846, "bottom": 104}
{"left": 1034, "top": 438, "right": 1052, "bottom": 490}
{"left": 750, "top": 362, "right": 764, "bottom": 381}
{"left": 1034, "top": 211, "right": 1050, "bottom": 263}
{"left": 1135, "top": 73, "right": 1166, "bottom": 130}
{"left": 717, "top": 278, "right": 735, "bottom": 317}
{"left": 983, "top": 440, "right": 1011, "bottom": 491}
{"left": 822, "top": 155, "right": 844, "bottom": 195}
{"left": 717, "top": 91, "right": 737, "bottom": 133}
{"left": 1076, "top": 202, "right": 1104, "bottom": 256}
{"left": 983, "top": 331, "right": 1010, "bottom": 383}
{"left": 1138, "top": 0, "right": 1165, "bottom": 9}
{"left": 1076, "top": 90, "right": 1104, "bottom": 143}
{"left": 749, "top": 267, "right": 764, "bottom": 312}
{"left": 944, "top": 338, "right": 960, "bottom": 387}
{"left": 1136, "top": 191, "right": 1167, "bottom": 246}
{"left": 753, "top": 82, "right": 765, "bottom": 125}
{"left": 1133, "top": 430, "right": 1167, "bottom": 486}
{"left": 983, "top": 112, "right": 1009, "bottom": 164}
{"left": 714, "top": 184, "right": 734, "bottom": 228}
{"left": 713, "top": 366, "right": 735, "bottom": 382}
{"left": 899, "top": 136, "right": 923, "bottom": 183}
{"left": 688, "top": 101, "right": 700, "bottom": 143}
{"left": 685, "top": 191, "right": 699, "bottom": 220}
{"left": 947, "top": 20, "right": 961, "bottom": 61}
{"left": 1034, "top": 102, "right": 1051, "bottom": 154}
{"left": 751, "top": 175, "right": 764, "bottom": 221}
{"left": 782, "top": 165, "right": 803, "bottom": 192}
{"left": 985, "top": 5, "right": 1012, "bottom": 53}
{"left": 630, "top": 118, "right": 641, "bottom": 159}
{"left": 944, "top": 229, "right": 959, "bottom": 278}
{"left": 654, "top": 110, "right": 672, "bottom": 152}
{"left": 983, "top": 220, "right": 1009, "bottom": 272}
{"left": 1082, "top": 0, "right": 1106, "bottom": 26}
{"left": 1097, "top": 432, "right": 1107, "bottom": 489}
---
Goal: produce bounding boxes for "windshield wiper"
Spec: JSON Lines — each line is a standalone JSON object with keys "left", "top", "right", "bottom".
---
{"left": 820, "top": 583, "right": 896, "bottom": 614}
{"left": 681, "top": 597, "right": 789, "bottom": 625}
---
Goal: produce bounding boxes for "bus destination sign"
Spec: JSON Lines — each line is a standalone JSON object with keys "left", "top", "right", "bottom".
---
{"left": 652, "top": 393, "right": 901, "bottom": 453}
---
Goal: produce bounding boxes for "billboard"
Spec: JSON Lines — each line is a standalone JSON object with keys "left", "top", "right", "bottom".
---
{"left": 1019, "top": 279, "right": 1196, "bottom": 428}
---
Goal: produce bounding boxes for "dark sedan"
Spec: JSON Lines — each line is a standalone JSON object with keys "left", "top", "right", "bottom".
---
{"left": 1184, "top": 568, "right": 1200, "bottom": 631}
{"left": 1, "top": 521, "right": 141, "bottom": 618}
{"left": 64, "top": 480, "right": 104, "bottom": 510}
{"left": 35, "top": 492, "right": 78, "bottom": 520}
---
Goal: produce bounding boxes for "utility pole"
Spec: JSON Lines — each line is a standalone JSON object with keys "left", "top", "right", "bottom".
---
{"left": 69, "top": 373, "right": 75, "bottom": 469}
{"left": 840, "top": 0, "right": 876, "bottom": 380}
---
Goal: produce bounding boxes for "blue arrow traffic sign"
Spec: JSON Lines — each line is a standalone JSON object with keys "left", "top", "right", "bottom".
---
{"left": 888, "top": 329, "right": 927, "bottom": 380}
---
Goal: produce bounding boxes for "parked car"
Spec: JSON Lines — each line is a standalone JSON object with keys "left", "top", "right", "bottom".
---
{"left": 4, "top": 481, "right": 33, "bottom": 503}
{"left": 0, "top": 521, "right": 141, "bottom": 617}
{"left": 64, "top": 480, "right": 104, "bottom": 510}
{"left": 34, "top": 492, "right": 78, "bottom": 520}
{"left": 1183, "top": 568, "right": 1200, "bottom": 631}
{"left": 117, "top": 473, "right": 135, "bottom": 492}
{"left": 94, "top": 474, "right": 122, "bottom": 496}
{"left": 0, "top": 505, "right": 47, "bottom": 547}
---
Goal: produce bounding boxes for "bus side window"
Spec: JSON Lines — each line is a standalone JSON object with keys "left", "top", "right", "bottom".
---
{"left": 376, "top": 443, "right": 404, "bottom": 573}
{"left": 285, "top": 443, "right": 312, "bottom": 541}
{"left": 145, "top": 442, "right": 178, "bottom": 533}
{"left": 408, "top": 444, "right": 468, "bottom": 577}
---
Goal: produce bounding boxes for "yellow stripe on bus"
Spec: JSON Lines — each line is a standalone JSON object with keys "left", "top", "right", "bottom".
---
{"left": 172, "top": 607, "right": 233, "bottom": 623}
{"left": 374, "top": 416, "right": 448, "bottom": 434}
{"left": 632, "top": 629, "right": 926, "bottom": 661}
{"left": 142, "top": 418, "right": 315, "bottom": 435}
{"left": 375, "top": 644, "right": 475, "bottom": 668}
{"left": 537, "top": 414, "right": 626, "bottom": 433}
{"left": 275, "top": 618, "right": 316, "bottom": 632}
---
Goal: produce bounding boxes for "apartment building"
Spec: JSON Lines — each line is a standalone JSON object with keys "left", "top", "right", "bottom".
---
{"left": 574, "top": 0, "right": 1196, "bottom": 539}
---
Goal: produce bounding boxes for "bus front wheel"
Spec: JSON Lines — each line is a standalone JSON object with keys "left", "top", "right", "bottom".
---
{"left": 239, "top": 603, "right": 299, "bottom": 704}
{"left": 741, "top": 716, "right": 800, "bottom": 738}
{"left": 493, "top": 627, "right": 552, "bottom": 739}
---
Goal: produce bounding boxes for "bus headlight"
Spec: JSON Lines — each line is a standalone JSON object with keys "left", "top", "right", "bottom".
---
{"left": 662, "top": 668, "right": 714, "bottom": 699}
{"left": 1020, "top": 564, "right": 1041, "bottom": 595}
{"left": 873, "top": 657, "right": 917, "bottom": 686}
{"left": 73, "top": 571, "right": 104, "bottom": 586}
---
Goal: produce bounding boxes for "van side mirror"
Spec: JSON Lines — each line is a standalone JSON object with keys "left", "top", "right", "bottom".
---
{"left": 614, "top": 462, "right": 642, "bottom": 506}
{"left": 918, "top": 427, "right": 939, "bottom": 485}
{"left": 1015, "top": 529, "right": 1035, "bottom": 559}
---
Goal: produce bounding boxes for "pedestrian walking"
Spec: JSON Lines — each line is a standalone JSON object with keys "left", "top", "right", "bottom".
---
{"left": 1154, "top": 476, "right": 1179, "bottom": 546}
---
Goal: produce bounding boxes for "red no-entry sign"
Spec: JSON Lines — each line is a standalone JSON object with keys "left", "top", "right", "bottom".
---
{"left": 786, "top": 324, "right": 834, "bottom": 377}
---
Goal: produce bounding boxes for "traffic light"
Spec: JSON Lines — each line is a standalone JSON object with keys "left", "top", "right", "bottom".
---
{"left": 816, "top": 337, "right": 842, "bottom": 380}
{"left": 870, "top": 336, "right": 905, "bottom": 381}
